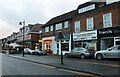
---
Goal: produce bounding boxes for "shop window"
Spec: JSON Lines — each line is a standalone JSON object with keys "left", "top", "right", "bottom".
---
{"left": 61, "top": 43, "right": 69, "bottom": 51}
{"left": 74, "top": 42, "right": 82, "bottom": 47}
{"left": 101, "top": 38, "right": 114, "bottom": 50}
{"left": 116, "top": 41, "right": 120, "bottom": 45}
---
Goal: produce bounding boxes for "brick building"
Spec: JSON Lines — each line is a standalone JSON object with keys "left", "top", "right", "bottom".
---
{"left": 42, "top": 10, "right": 76, "bottom": 55}
{"left": 42, "top": 0, "right": 120, "bottom": 55}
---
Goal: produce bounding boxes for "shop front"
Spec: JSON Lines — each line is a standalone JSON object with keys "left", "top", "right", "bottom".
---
{"left": 42, "top": 36, "right": 56, "bottom": 54}
{"left": 98, "top": 26, "right": 120, "bottom": 50}
{"left": 55, "top": 34, "right": 71, "bottom": 55}
{"left": 73, "top": 30, "right": 97, "bottom": 51}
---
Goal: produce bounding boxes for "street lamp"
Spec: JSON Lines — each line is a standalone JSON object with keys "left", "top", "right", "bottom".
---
{"left": 58, "top": 30, "right": 64, "bottom": 64}
{"left": 19, "top": 21, "right": 25, "bottom": 57}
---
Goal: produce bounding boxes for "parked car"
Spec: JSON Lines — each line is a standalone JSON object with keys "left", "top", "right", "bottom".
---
{"left": 35, "top": 49, "right": 47, "bottom": 55}
{"left": 6, "top": 49, "right": 20, "bottom": 54}
{"left": 64, "top": 47, "right": 95, "bottom": 59}
{"left": 94, "top": 45, "right": 120, "bottom": 60}
{"left": 24, "top": 48, "right": 36, "bottom": 54}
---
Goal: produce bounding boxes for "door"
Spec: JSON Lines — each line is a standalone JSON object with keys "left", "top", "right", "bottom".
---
{"left": 107, "top": 46, "right": 118, "bottom": 58}
{"left": 114, "top": 37, "right": 120, "bottom": 45}
{"left": 70, "top": 48, "right": 79, "bottom": 57}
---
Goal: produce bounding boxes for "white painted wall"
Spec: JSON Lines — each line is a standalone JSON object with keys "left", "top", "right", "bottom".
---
{"left": 42, "top": 36, "right": 57, "bottom": 54}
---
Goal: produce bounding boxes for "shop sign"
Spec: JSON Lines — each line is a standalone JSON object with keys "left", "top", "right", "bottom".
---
{"left": 44, "top": 39, "right": 53, "bottom": 42}
{"left": 73, "top": 30, "right": 97, "bottom": 41}
{"left": 98, "top": 26, "right": 120, "bottom": 35}
{"left": 99, "top": 30, "right": 113, "bottom": 35}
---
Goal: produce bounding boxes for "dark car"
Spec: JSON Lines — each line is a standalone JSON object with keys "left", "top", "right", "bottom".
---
{"left": 65, "top": 47, "right": 95, "bottom": 59}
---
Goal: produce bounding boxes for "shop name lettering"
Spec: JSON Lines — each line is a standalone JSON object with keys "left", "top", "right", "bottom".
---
{"left": 74, "top": 33, "right": 95, "bottom": 37}
{"left": 99, "top": 30, "right": 113, "bottom": 34}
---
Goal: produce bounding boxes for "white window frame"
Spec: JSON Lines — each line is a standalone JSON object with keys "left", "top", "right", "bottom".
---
{"left": 106, "top": 0, "right": 120, "bottom": 5}
{"left": 87, "top": 17, "right": 94, "bottom": 30}
{"left": 103, "top": 13, "right": 112, "bottom": 28}
{"left": 75, "top": 21, "right": 80, "bottom": 32}
{"left": 64, "top": 21, "right": 68, "bottom": 29}
{"left": 50, "top": 25, "right": 53, "bottom": 31}
{"left": 55, "top": 23, "right": 62, "bottom": 30}
{"left": 45, "top": 27, "right": 49, "bottom": 32}
{"left": 78, "top": 4, "right": 95, "bottom": 14}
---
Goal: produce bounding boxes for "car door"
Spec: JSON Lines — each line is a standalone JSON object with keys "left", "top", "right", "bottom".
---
{"left": 114, "top": 46, "right": 120, "bottom": 58}
{"left": 111, "top": 46, "right": 119, "bottom": 58}
{"left": 70, "top": 48, "right": 79, "bottom": 57}
{"left": 118, "top": 46, "right": 120, "bottom": 58}
{"left": 107, "top": 47, "right": 117, "bottom": 58}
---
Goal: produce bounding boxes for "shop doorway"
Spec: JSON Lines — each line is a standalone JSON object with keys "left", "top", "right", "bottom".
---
{"left": 114, "top": 37, "right": 120, "bottom": 45}
{"left": 61, "top": 43, "right": 69, "bottom": 51}
{"left": 101, "top": 38, "right": 114, "bottom": 50}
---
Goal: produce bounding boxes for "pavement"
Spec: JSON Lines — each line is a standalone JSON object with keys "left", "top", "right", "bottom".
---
{"left": 3, "top": 53, "right": 120, "bottom": 76}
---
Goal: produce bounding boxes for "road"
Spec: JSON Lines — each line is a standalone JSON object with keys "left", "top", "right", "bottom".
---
{"left": 1, "top": 54, "right": 95, "bottom": 77}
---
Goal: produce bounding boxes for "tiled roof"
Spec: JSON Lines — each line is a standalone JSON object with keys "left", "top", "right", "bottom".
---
{"left": 42, "top": 10, "right": 77, "bottom": 28}
{"left": 31, "top": 24, "right": 43, "bottom": 32}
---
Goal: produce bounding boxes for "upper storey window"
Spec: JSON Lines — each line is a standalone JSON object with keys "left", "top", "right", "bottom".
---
{"left": 78, "top": 4, "right": 95, "bottom": 14}
{"left": 50, "top": 25, "right": 53, "bottom": 31}
{"left": 106, "top": 0, "right": 120, "bottom": 5}
{"left": 45, "top": 27, "right": 49, "bottom": 32}
{"left": 56, "top": 23, "right": 62, "bottom": 30}
{"left": 64, "top": 21, "right": 68, "bottom": 29}
{"left": 87, "top": 17, "right": 94, "bottom": 30}
{"left": 103, "top": 13, "right": 112, "bottom": 28}
{"left": 75, "top": 21, "right": 80, "bottom": 32}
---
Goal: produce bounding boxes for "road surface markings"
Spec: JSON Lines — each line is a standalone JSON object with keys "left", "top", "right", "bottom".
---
{"left": 32, "top": 61, "right": 97, "bottom": 76}
{"left": 58, "top": 68, "right": 94, "bottom": 76}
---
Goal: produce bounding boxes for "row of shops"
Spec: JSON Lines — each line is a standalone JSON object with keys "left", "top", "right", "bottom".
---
{"left": 42, "top": 26, "right": 120, "bottom": 55}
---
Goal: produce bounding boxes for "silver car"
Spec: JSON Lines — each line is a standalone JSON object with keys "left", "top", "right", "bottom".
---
{"left": 65, "top": 47, "right": 94, "bottom": 59}
{"left": 24, "top": 48, "right": 36, "bottom": 54}
{"left": 95, "top": 45, "right": 120, "bottom": 60}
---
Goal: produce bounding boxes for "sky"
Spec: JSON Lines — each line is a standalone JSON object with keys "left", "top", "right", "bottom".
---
{"left": 0, "top": 0, "right": 91, "bottom": 39}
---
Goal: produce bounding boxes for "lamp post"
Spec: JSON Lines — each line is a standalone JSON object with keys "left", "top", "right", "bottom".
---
{"left": 58, "top": 31, "right": 64, "bottom": 64}
{"left": 19, "top": 21, "right": 25, "bottom": 57}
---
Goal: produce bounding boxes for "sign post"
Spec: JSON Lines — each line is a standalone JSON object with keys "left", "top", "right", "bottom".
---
{"left": 58, "top": 31, "right": 64, "bottom": 64}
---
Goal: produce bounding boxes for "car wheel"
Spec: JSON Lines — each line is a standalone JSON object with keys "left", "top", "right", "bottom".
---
{"left": 65, "top": 53, "right": 69, "bottom": 58}
{"left": 80, "top": 54, "right": 86, "bottom": 59}
{"left": 96, "top": 54, "right": 103, "bottom": 60}
{"left": 28, "top": 52, "right": 30, "bottom": 54}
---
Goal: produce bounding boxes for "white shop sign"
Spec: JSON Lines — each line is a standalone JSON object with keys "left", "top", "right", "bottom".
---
{"left": 73, "top": 30, "right": 97, "bottom": 41}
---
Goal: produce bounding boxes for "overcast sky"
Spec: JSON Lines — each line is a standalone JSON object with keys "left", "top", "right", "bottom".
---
{"left": 0, "top": 0, "right": 91, "bottom": 39}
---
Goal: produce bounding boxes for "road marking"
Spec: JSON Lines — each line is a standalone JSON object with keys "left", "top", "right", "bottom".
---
{"left": 32, "top": 61, "right": 97, "bottom": 76}
{"left": 32, "top": 62, "right": 56, "bottom": 68}
{"left": 58, "top": 68, "right": 94, "bottom": 76}
{"left": 41, "top": 64, "right": 56, "bottom": 68}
